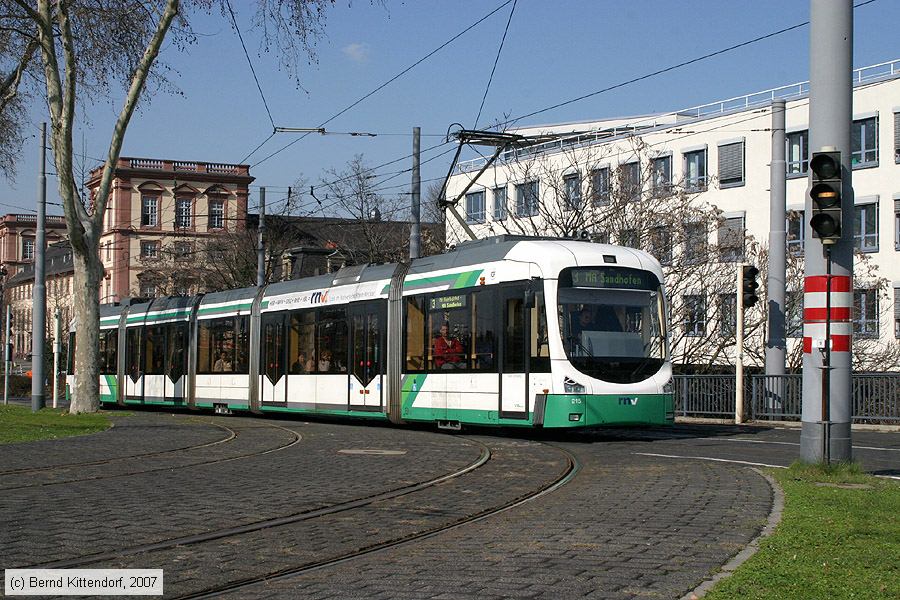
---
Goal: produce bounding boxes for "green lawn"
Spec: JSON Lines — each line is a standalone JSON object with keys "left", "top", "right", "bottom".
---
{"left": 706, "top": 462, "right": 900, "bottom": 600}
{"left": 0, "top": 404, "right": 111, "bottom": 444}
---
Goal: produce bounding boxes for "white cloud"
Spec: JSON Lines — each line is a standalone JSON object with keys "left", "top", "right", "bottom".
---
{"left": 342, "top": 43, "right": 370, "bottom": 63}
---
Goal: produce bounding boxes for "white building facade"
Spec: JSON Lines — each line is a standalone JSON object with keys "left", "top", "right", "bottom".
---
{"left": 445, "top": 60, "right": 900, "bottom": 370}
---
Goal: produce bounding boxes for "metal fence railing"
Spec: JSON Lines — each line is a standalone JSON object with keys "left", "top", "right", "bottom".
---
{"left": 674, "top": 373, "right": 900, "bottom": 423}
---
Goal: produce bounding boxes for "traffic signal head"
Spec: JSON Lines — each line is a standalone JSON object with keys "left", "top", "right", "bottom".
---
{"left": 809, "top": 151, "right": 842, "bottom": 244}
{"left": 742, "top": 265, "right": 759, "bottom": 308}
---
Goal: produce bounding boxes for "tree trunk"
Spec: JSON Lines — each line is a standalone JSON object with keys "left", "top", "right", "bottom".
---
{"left": 69, "top": 249, "right": 102, "bottom": 414}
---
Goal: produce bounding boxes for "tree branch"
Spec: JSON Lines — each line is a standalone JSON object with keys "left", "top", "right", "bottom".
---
{"left": 0, "top": 38, "right": 37, "bottom": 113}
{"left": 92, "top": 0, "right": 180, "bottom": 230}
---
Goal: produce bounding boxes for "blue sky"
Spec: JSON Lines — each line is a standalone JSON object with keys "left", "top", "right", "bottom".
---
{"left": 3, "top": 0, "right": 898, "bottom": 216}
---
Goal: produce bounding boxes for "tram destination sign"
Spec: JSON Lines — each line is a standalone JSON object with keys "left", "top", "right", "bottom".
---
{"left": 566, "top": 267, "right": 657, "bottom": 290}
{"left": 430, "top": 294, "right": 467, "bottom": 311}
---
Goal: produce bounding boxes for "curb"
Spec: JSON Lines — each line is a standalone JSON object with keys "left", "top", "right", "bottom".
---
{"left": 676, "top": 416, "right": 900, "bottom": 433}
{"left": 680, "top": 467, "right": 785, "bottom": 600}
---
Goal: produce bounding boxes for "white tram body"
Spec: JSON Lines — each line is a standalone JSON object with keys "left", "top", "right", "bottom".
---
{"left": 71, "top": 236, "right": 674, "bottom": 428}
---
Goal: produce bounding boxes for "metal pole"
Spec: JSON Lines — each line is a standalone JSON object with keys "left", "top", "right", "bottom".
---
{"left": 735, "top": 264, "right": 744, "bottom": 424}
{"left": 410, "top": 126, "right": 422, "bottom": 260}
{"left": 257, "top": 187, "right": 266, "bottom": 287}
{"left": 31, "top": 122, "right": 47, "bottom": 412}
{"left": 801, "top": 0, "right": 853, "bottom": 463}
{"left": 766, "top": 100, "right": 787, "bottom": 377}
{"left": 3, "top": 305, "right": 9, "bottom": 405}
{"left": 52, "top": 308, "right": 61, "bottom": 409}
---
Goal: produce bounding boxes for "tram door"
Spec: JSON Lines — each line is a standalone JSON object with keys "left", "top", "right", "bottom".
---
{"left": 348, "top": 303, "right": 384, "bottom": 411}
{"left": 260, "top": 313, "right": 287, "bottom": 405}
{"left": 124, "top": 326, "right": 144, "bottom": 402}
{"left": 500, "top": 291, "right": 528, "bottom": 418}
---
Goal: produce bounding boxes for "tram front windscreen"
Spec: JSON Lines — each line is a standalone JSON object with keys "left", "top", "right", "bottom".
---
{"left": 558, "top": 266, "right": 666, "bottom": 384}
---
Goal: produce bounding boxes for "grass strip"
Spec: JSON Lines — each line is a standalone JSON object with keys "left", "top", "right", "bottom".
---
{"left": 705, "top": 462, "right": 899, "bottom": 600}
{"left": 0, "top": 404, "right": 111, "bottom": 444}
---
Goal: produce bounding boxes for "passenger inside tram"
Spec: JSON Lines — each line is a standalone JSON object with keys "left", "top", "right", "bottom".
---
{"left": 433, "top": 322, "right": 465, "bottom": 369}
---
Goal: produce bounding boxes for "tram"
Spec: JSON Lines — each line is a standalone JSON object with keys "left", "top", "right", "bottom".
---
{"left": 71, "top": 235, "right": 674, "bottom": 429}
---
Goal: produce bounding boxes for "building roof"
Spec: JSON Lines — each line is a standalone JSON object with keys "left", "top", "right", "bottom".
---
{"left": 7, "top": 240, "right": 74, "bottom": 285}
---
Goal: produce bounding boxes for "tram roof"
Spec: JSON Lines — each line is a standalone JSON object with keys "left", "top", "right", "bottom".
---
{"left": 262, "top": 262, "right": 398, "bottom": 297}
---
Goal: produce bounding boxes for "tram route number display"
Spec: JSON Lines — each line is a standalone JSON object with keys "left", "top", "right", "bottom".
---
{"left": 568, "top": 267, "right": 656, "bottom": 290}
{"left": 430, "top": 295, "right": 467, "bottom": 311}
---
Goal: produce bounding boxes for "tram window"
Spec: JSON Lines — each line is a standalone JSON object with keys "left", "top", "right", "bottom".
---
{"left": 316, "top": 308, "right": 348, "bottom": 373}
{"left": 471, "top": 290, "right": 496, "bottom": 371}
{"left": 166, "top": 323, "right": 187, "bottom": 380}
{"left": 289, "top": 310, "right": 316, "bottom": 374}
{"left": 428, "top": 294, "right": 470, "bottom": 370}
{"left": 405, "top": 296, "right": 426, "bottom": 371}
{"left": 67, "top": 331, "right": 76, "bottom": 375}
{"left": 504, "top": 296, "right": 526, "bottom": 373}
{"left": 198, "top": 317, "right": 239, "bottom": 374}
{"left": 125, "top": 327, "right": 142, "bottom": 379}
{"left": 99, "top": 330, "right": 118, "bottom": 375}
{"left": 144, "top": 325, "right": 166, "bottom": 374}
{"left": 234, "top": 316, "right": 250, "bottom": 374}
{"left": 530, "top": 292, "right": 550, "bottom": 372}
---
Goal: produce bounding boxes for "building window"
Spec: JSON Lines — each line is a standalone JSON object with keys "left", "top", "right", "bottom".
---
{"left": 894, "top": 111, "right": 900, "bottom": 164}
{"left": 683, "top": 149, "right": 707, "bottom": 191}
{"left": 651, "top": 156, "right": 672, "bottom": 197}
{"left": 854, "top": 202, "right": 878, "bottom": 252}
{"left": 105, "top": 241, "right": 112, "bottom": 262}
{"left": 22, "top": 238, "right": 35, "bottom": 260}
{"left": 683, "top": 294, "right": 706, "bottom": 337}
{"left": 619, "top": 161, "right": 641, "bottom": 201}
{"left": 894, "top": 288, "right": 900, "bottom": 338}
{"left": 563, "top": 173, "right": 581, "bottom": 210}
{"left": 786, "top": 130, "right": 809, "bottom": 176}
{"left": 719, "top": 293, "right": 736, "bottom": 337}
{"left": 787, "top": 290, "right": 803, "bottom": 338}
{"left": 175, "top": 198, "right": 192, "bottom": 229}
{"left": 619, "top": 229, "right": 639, "bottom": 249}
{"left": 684, "top": 222, "right": 707, "bottom": 263}
{"left": 465, "top": 191, "right": 485, "bottom": 223}
{"left": 141, "top": 195, "right": 159, "bottom": 227}
{"left": 515, "top": 181, "right": 539, "bottom": 217}
{"left": 853, "top": 289, "right": 878, "bottom": 338}
{"left": 140, "top": 281, "right": 157, "bottom": 298}
{"left": 591, "top": 167, "right": 610, "bottom": 206}
{"left": 209, "top": 199, "right": 225, "bottom": 229}
{"left": 174, "top": 241, "right": 192, "bottom": 261}
{"left": 140, "top": 240, "right": 159, "bottom": 259}
{"left": 851, "top": 116, "right": 878, "bottom": 167}
{"left": 787, "top": 210, "right": 805, "bottom": 255}
{"left": 894, "top": 198, "right": 900, "bottom": 251}
{"left": 649, "top": 226, "right": 673, "bottom": 265}
{"left": 718, "top": 215, "right": 745, "bottom": 262}
{"left": 718, "top": 141, "right": 745, "bottom": 188}
{"left": 493, "top": 187, "right": 507, "bottom": 221}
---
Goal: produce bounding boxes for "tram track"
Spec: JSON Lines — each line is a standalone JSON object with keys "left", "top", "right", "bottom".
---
{"left": 0, "top": 420, "right": 238, "bottom": 477}
{"left": 0, "top": 422, "right": 303, "bottom": 491}
{"left": 173, "top": 441, "right": 580, "bottom": 600}
{"left": 34, "top": 437, "right": 495, "bottom": 570}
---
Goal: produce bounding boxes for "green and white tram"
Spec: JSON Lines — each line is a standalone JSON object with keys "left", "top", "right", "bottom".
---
{"left": 72, "top": 235, "right": 674, "bottom": 429}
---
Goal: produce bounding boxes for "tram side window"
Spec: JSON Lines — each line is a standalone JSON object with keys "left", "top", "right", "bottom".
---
{"left": 530, "top": 292, "right": 550, "bottom": 372}
{"left": 316, "top": 308, "right": 348, "bottom": 373}
{"left": 426, "top": 290, "right": 497, "bottom": 372}
{"left": 166, "top": 323, "right": 188, "bottom": 380}
{"left": 289, "top": 310, "right": 316, "bottom": 373}
{"left": 67, "top": 331, "right": 76, "bottom": 375}
{"left": 99, "top": 330, "right": 118, "bottom": 375}
{"left": 198, "top": 317, "right": 241, "bottom": 374}
{"left": 144, "top": 325, "right": 166, "bottom": 374}
{"left": 234, "top": 316, "right": 250, "bottom": 373}
{"left": 405, "top": 296, "right": 426, "bottom": 371}
{"left": 471, "top": 290, "right": 496, "bottom": 370}
{"left": 125, "top": 327, "right": 142, "bottom": 378}
{"left": 504, "top": 295, "right": 526, "bottom": 373}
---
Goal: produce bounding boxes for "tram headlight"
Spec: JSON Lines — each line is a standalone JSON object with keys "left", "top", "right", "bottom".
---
{"left": 564, "top": 377, "right": 585, "bottom": 394}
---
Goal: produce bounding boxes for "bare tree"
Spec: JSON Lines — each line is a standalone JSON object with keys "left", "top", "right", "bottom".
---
{"left": 0, "top": 0, "right": 333, "bottom": 412}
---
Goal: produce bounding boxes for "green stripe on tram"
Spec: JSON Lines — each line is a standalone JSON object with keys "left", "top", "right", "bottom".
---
{"left": 382, "top": 269, "right": 484, "bottom": 294}
{"left": 196, "top": 301, "right": 254, "bottom": 317}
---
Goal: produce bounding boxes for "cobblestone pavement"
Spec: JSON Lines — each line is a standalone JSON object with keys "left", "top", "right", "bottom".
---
{"left": 1, "top": 413, "right": 898, "bottom": 599}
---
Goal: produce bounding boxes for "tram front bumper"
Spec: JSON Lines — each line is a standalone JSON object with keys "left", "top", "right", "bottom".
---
{"left": 540, "top": 393, "right": 674, "bottom": 428}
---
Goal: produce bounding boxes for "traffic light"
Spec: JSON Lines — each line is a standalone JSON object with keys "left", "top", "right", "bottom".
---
{"left": 742, "top": 265, "right": 759, "bottom": 308}
{"left": 809, "top": 150, "right": 843, "bottom": 244}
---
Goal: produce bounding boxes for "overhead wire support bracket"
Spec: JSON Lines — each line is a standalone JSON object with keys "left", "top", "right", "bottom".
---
{"left": 436, "top": 128, "right": 540, "bottom": 241}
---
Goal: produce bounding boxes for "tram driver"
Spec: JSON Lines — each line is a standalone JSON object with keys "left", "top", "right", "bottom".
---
{"left": 433, "top": 322, "right": 464, "bottom": 369}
